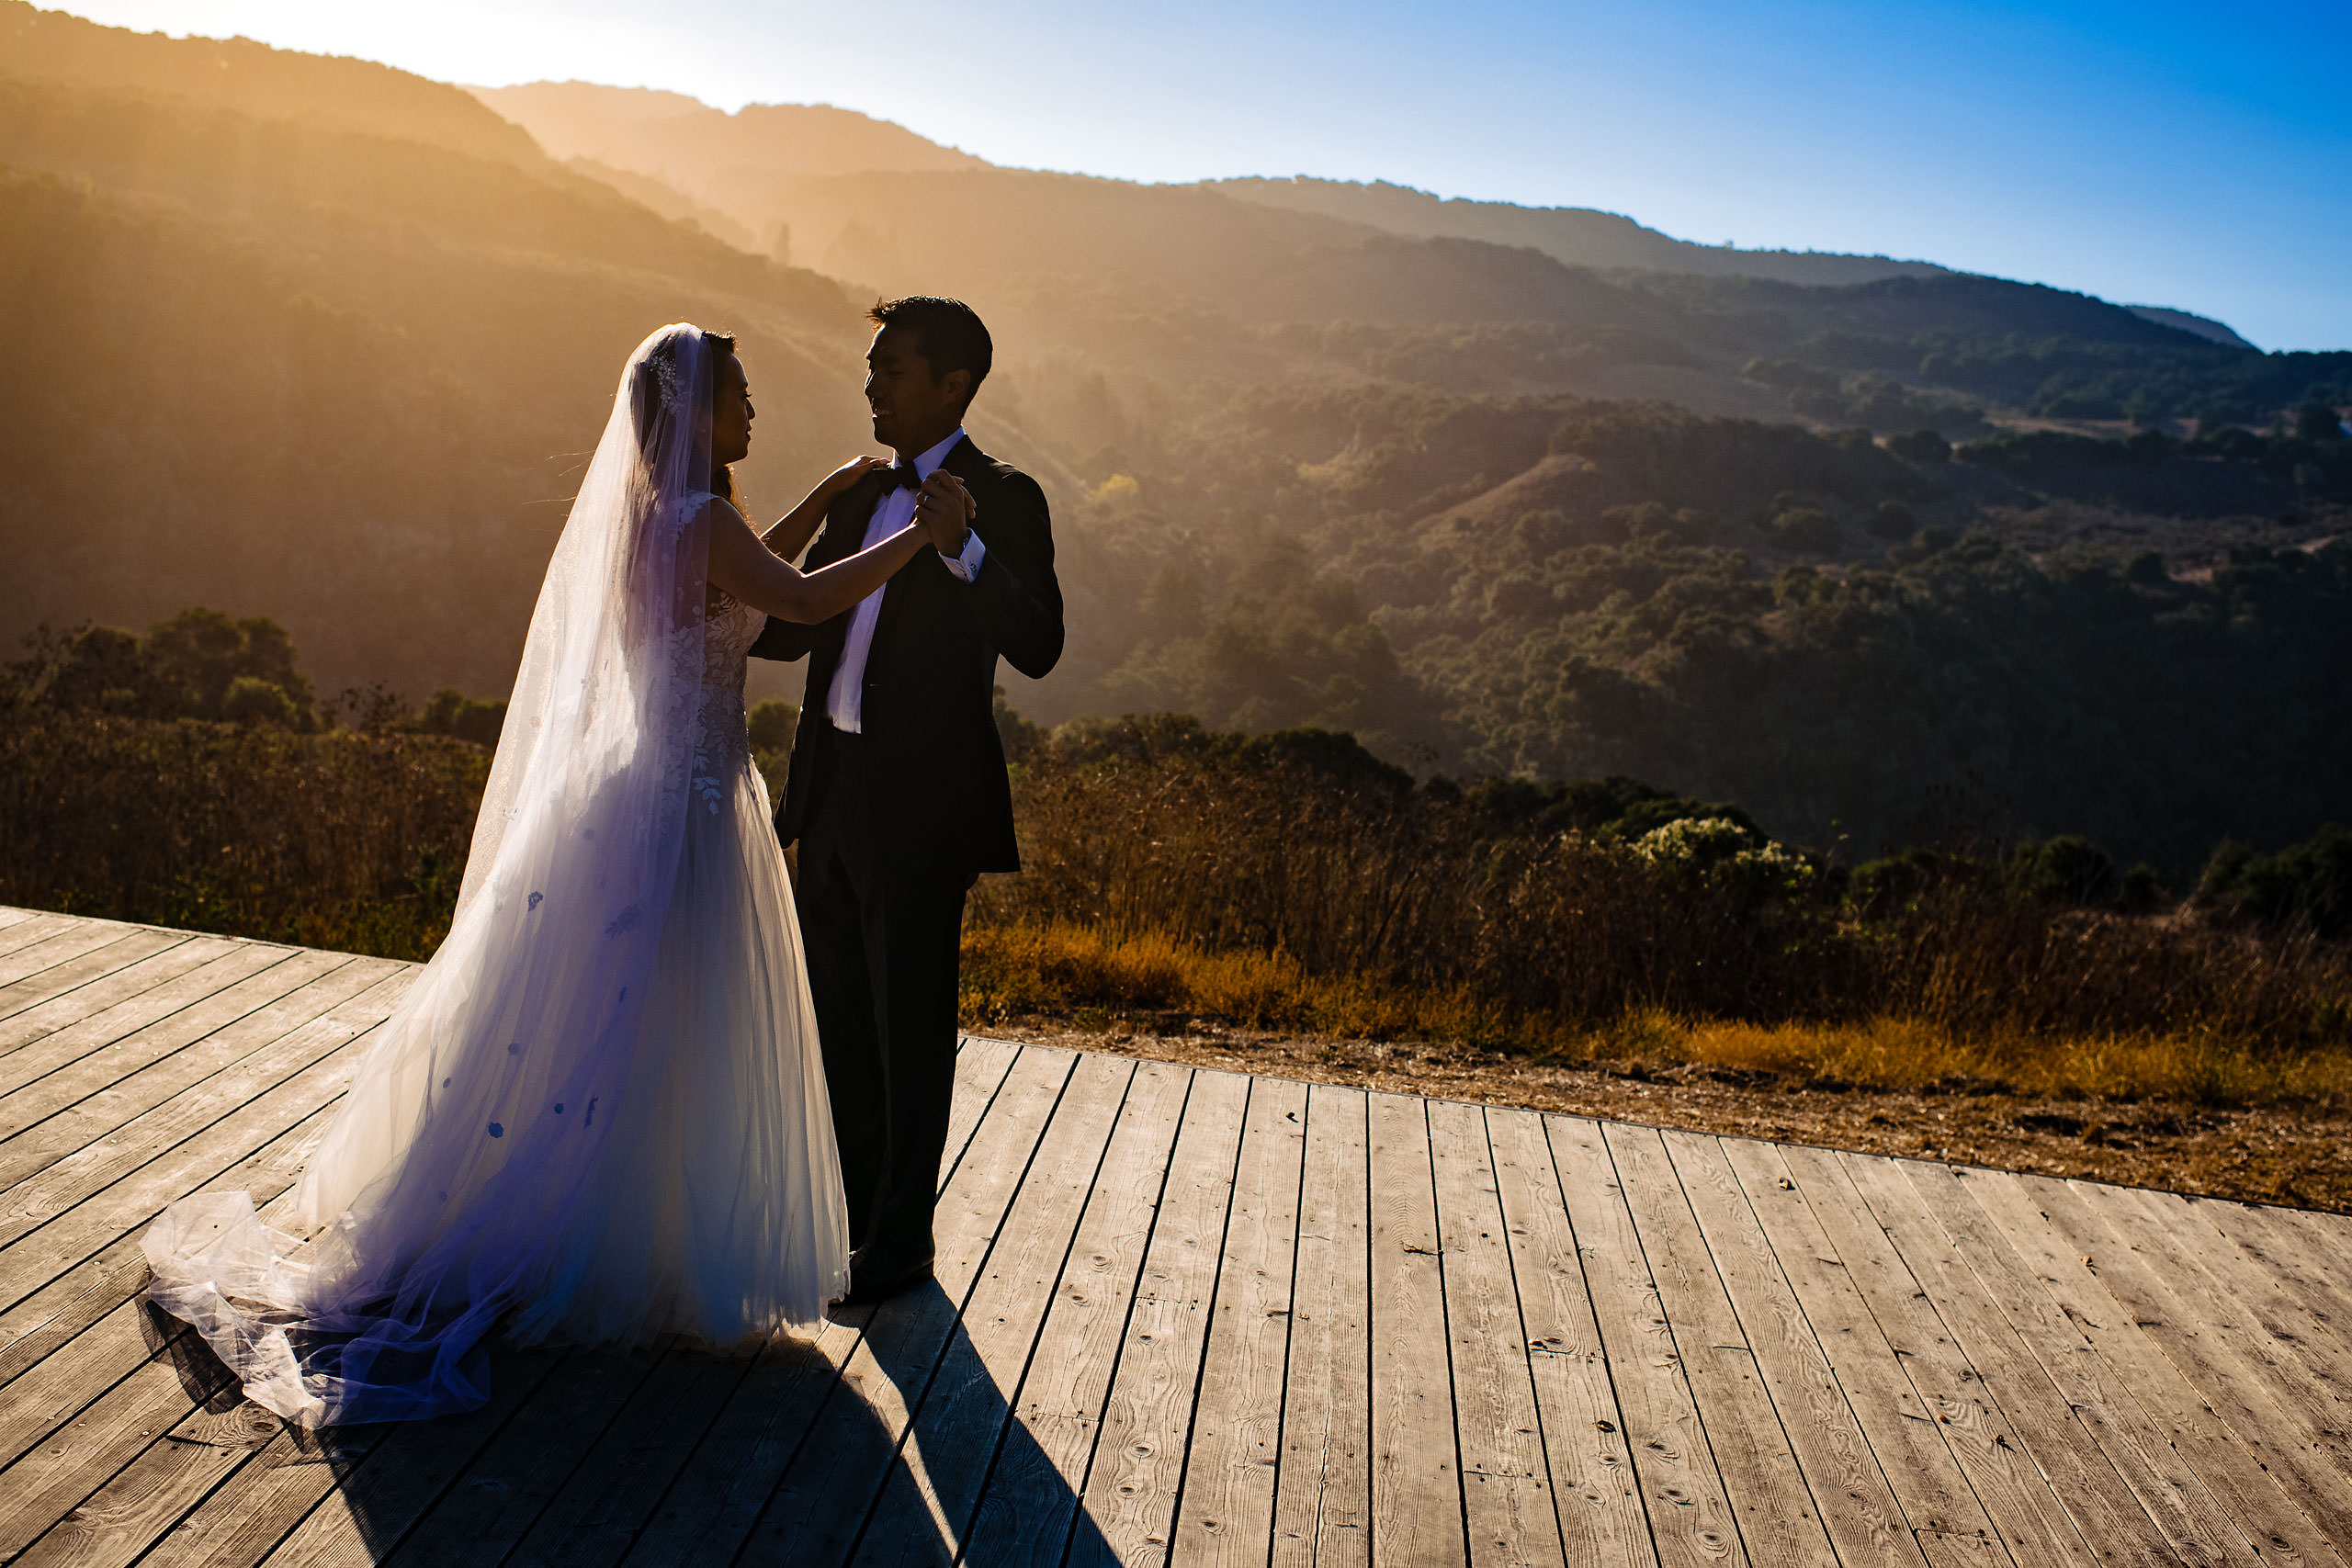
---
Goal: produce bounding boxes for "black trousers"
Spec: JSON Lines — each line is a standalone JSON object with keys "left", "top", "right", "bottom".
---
{"left": 793, "top": 724, "right": 968, "bottom": 1261}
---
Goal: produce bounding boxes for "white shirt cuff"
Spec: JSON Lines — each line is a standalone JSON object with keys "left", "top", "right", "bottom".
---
{"left": 940, "top": 529, "right": 987, "bottom": 582}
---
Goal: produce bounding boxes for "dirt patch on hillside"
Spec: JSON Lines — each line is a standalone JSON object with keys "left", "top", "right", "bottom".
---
{"left": 978, "top": 1020, "right": 2352, "bottom": 1213}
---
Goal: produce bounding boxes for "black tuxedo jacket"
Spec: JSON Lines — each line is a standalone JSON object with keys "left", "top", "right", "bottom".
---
{"left": 746, "top": 434, "right": 1061, "bottom": 874}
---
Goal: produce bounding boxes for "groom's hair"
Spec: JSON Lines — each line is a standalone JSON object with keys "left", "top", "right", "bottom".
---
{"left": 868, "top": 297, "right": 991, "bottom": 408}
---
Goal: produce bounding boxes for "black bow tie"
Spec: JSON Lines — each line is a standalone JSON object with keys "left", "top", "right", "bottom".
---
{"left": 890, "top": 461, "right": 923, "bottom": 491}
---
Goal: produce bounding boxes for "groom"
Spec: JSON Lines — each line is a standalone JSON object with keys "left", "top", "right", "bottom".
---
{"left": 747, "top": 296, "right": 1063, "bottom": 1305}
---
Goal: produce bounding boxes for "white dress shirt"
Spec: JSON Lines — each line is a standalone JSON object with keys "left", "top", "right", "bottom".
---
{"left": 824, "top": 427, "right": 987, "bottom": 732}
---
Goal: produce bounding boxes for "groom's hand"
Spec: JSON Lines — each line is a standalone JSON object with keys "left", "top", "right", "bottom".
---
{"left": 914, "top": 471, "right": 975, "bottom": 555}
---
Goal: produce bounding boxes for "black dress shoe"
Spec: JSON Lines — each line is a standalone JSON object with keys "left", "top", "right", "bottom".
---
{"left": 837, "top": 1248, "right": 935, "bottom": 1307}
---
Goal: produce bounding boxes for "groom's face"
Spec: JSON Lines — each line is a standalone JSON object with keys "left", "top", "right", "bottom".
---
{"left": 865, "top": 326, "right": 967, "bottom": 457}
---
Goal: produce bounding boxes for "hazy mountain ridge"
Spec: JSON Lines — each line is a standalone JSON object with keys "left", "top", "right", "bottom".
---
{"left": 478, "top": 78, "right": 2317, "bottom": 444}
{"left": 1202, "top": 175, "right": 1951, "bottom": 288}
{"left": 480, "top": 81, "right": 2253, "bottom": 350}
{"left": 1, "top": 1, "right": 539, "bottom": 166}
{"left": 2123, "top": 304, "right": 2255, "bottom": 349}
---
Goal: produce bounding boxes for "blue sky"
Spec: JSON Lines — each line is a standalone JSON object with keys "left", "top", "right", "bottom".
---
{"left": 61, "top": 0, "right": 2352, "bottom": 349}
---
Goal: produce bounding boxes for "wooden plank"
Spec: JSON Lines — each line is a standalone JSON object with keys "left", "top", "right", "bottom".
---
{"left": 1600, "top": 1122, "right": 1816, "bottom": 1567}
{"left": 0, "top": 953, "right": 388, "bottom": 1192}
{"left": 731, "top": 1045, "right": 1081, "bottom": 1564}
{"left": 2094, "top": 1183, "right": 2352, "bottom": 1417}
{"left": 0, "top": 929, "right": 185, "bottom": 1028}
{"left": 1660, "top": 1132, "right": 1927, "bottom": 1568}
{"left": 618, "top": 1039, "right": 1020, "bottom": 1567}
{"left": 957, "top": 1060, "right": 1193, "bottom": 1568}
{"left": 257, "top": 1349, "right": 573, "bottom": 1568}
{"left": 0, "top": 1289, "right": 193, "bottom": 1475}
{"left": 613, "top": 1325, "right": 865, "bottom": 1567}
{"left": 2010, "top": 1172, "right": 2352, "bottom": 1554}
{"left": 1714, "top": 1140, "right": 1992, "bottom": 1547}
{"left": 0, "top": 921, "right": 149, "bottom": 994}
{"left": 3, "top": 1165, "right": 327, "bottom": 1568}
{"left": 0, "top": 942, "right": 298, "bottom": 1109}
{"left": 0, "top": 1316, "right": 271, "bottom": 1562}
{"left": 2195, "top": 1199, "right": 2352, "bottom": 1357}
{"left": 1365, "top": 1090, "right": 1468, "bottom": 1568}
{"left": 1961, "top": 1168, "right": 2349, "bottom": 1567}
{"left": 1775, "top": 1146, "right": 2097, "bottom": 1568}
{"left": 1170, "top": 1073, "right": 1308, "bottom": 1566}
{"left": 0, "top": 1072, "right": 364, "bottom": 1476}
{"left": 1841, "top": 1156, "right": 2223, "bottom": 1567}
{"left": 1271, "top": 1081, "right": 1373, "bottom": 1568}
{"left": 382, "top": 1342, "right": 677, "bottom": 1568}
{"left": 0, "top": 1075, "right": 378, "bottom": 1482}
{"left": 1483, "top": 1110, "right": 1652, "bottom": 1568}
{"left": 1898, "top": 1166, "right": 2264, "bottom": 1567}
{"left": 851, "top": 1051, "right": 1136, "bottom": 1563}
{"left": 0, "top": 953, "right": 376, "bottom": 1568}
{"left": 0, "top": 970, "right": 414, "bottom": 1313}
{"left": 257, "top": 1032, "right": 1023, "bottom": 1568}
{"left": 1916, "top": 1534, "right": 2009, "bottom": 1568}
{"left": 136, "top": 1415, "right": 396, "bottom": 1568}
{"left": 0, "top": 1096, "right": 335, "bottom": 1400}
{"left": 0, "top": 915, "right": 141, "bottom": 972}
{"left": 454, "top": 1339, "right": 749, "bottom": 1568}
{"left": 0, "top": 953, "right": 413, "bottom": 1568}
{"left": 0, "top": 1166, "right": 336, "bottom": 1568}
{"left": 944, "top": 1035, "right": 1023, "bottom": 1189}
{"left": 0, "top": 946, "right": 356, "bottom": 1145}
{"left": 9, "top": 1179, "right": 363, "bottom": 1568}
{"left": 1547, "top": 1116, "right": 1748, "bottom": 1568}
{"left": 0, "top": 963, "right": 406, "bottom": 1275}
{"left": 0, "top": 914, "right": 84, "bottom": 965}
{"left": 1065, "top": 1067, "right": 1251, "bottom": 1568}
{"left": 0, "top": 934, "right": 249, "bottom": 1059}
{"left": 1427, "top": 1100, "right": 1568, "bottom": 1568}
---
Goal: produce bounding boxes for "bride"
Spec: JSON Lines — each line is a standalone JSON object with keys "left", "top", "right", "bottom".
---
{"left": 141, "top": 324, "right": 962, "bottom": 1427}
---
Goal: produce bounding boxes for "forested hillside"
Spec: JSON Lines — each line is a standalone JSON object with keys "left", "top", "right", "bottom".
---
{"left": 3, "top": 5, "right": 2348, "bottom": 874}
{"left": 1033, "top": 387, "right": 2352, "bottom": 867}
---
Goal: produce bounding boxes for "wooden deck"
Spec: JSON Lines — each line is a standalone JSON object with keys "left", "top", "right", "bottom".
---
{"left": 3, "top": 907, "right": 2352, "bottom": 1565}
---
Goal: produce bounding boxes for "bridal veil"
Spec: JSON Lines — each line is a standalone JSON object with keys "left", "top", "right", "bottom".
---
{"left": 141, "top": 325, "right": 819, "bottom": 1426}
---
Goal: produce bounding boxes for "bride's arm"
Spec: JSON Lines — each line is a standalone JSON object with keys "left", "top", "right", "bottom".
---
{"left": 762, "top": 456, "right": 889, "bottom": 561}
{"left": 707, "top": 498, "right": 925, "bottom": 625}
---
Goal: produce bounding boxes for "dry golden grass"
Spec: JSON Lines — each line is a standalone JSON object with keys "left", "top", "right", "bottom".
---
{"left": 963, "top": 919, "right": 2352, "bottom": 1109}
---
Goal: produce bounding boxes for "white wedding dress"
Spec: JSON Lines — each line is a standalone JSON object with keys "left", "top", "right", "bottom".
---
{"left": 141, "top": 326, "right": 849, "bottom": 1427}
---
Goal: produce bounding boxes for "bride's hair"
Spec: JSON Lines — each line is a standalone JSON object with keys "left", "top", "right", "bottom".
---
{"left": 630, "top": 327, "right": 744, "bottom": 507}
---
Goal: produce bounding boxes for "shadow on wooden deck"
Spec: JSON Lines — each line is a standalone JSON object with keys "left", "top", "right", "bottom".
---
{"left": 7, "top": 908, "right": 2352, "bottom": 1567}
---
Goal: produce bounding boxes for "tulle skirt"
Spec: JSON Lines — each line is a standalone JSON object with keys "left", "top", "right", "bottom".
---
{"left": 141, "top": 758, "right": 851, "bottom": 1427}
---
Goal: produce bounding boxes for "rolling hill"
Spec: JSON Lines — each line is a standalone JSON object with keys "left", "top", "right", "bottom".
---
{"left": 4, "top": 4, "right": 2350, "bottom": 870}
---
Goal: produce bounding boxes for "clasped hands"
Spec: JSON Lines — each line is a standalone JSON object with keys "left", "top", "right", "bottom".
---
{"left": 817, "top": 453, "right": 974, "bottom": 558}
{"left": 911, "top": 470, "right": 975, "bottom": 558}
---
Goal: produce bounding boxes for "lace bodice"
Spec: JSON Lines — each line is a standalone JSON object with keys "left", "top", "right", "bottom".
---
{"left": 703, "top": 587, "right": 765, "bottom": 689}
{"left": 692, "top": 588, "right": 767, "bottom": 812}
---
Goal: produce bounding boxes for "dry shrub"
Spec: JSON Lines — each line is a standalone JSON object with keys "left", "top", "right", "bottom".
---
{"left": 972, "top": 720, "right": 2352, "bottom": 1105}
{"left": 0, "top": 714, "right": 486, "bottom": 958}
{"left": 10, "top": 706, "right": 2352, "bottom": 1108}
{"left": 980, "top": 719, "right": 1855, "bottom": 1029}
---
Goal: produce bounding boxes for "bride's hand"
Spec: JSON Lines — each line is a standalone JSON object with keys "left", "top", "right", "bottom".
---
{"left": 825, "top": 455, "right": 892, "bottom": 494}
{"left": 914, "top": 471, "right": 975, "bottom": 555}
